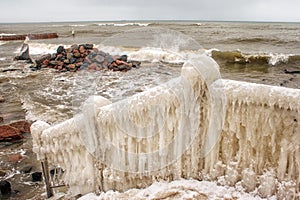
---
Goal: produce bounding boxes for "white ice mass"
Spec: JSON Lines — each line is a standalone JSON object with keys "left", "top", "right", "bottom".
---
{"left": 31, "top": 52, "right": 300, "bottom": 199}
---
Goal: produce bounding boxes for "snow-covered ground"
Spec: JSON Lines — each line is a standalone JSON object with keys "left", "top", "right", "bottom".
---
{"left": 78, "top": 179, "right": 274, "bottom": 200}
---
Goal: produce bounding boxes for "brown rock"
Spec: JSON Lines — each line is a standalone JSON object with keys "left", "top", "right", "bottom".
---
{"left": 75, "top": 62, "right": 83, "bottom": 67}
{"left": 66, "top": 53, "right": 72, "bottom": 59}
{"left": 0, "top": 96, "right": 5, "bottom": 103}
{"left": 8, "top": 153, "right": 23, "bottom": 163}
{"left": 73, "top": 52, "right": 81, "bottom": 58}
{"left": 68, "top": 64, "right": 76, "bottom": 69}
{"left": 71, "top": 44, "right": 79, "bottom": 51}
{"left": 84, "top": 57, "right": 92, "bottom": 64}
{"left": 79, "top": 45, "right": 85, "bottom": 54}
{"left": 0, "top": 170, "right": 6, "bottom": 177}
{"left": 0, "top": 125, "right": 23, "bottom": 141}
{"left": 49, "top": 60, "right": 59, "bottom": 66}
{"left": 88, "top": 63, "right": 98, "bottom": 70}
{"left": 42, "top": 59, "right": 49, "bottom": 65}
{"left": 9, "top": 121, "right": 31, "bottom": 133}
{"left": 0, "top": 116, "right": 3, "bottom": 122}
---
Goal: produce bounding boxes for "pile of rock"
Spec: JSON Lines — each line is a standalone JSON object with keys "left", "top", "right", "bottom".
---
{"left": 31, "top": 44, "right": 140, "bottom": 72}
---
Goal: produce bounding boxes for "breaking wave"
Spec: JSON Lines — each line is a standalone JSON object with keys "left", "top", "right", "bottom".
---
{"left": 209, "top": 49, "right": 300, "bottom": 66}
{"left": 19, "top": 42, "right": 190, "bottom": 64}
{"left": 12, "top": 40, "right": 300, "bottom": 67}
{"left": 95, "top": 23, "right": 149, "bottom": 27}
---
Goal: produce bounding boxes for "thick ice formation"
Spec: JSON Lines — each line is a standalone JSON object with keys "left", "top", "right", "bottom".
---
{"left": 31, "top": 52, "right": 300, "bottom": 198}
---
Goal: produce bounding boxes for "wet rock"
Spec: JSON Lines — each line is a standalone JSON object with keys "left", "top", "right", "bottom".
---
{"left": 20, "top": 165, "right": 33, "bottom": 174}
{"left": 32, "top": 172, "right": 43, "bottom": 182}
{"left": 33, "top": 44, "right": 141, "bottom": 72}
{"left": 284, "top": 69, "right": 300, "bottom": 74}
{"left": 0, "top": 180, "right": 11, "bottom": 195}
{"left": 69, "top": 57, "right": 77, "bottom": 64}
{"left": 95, "top": 55, "right": 104, "bottom": 63}
{"left": 49, "top": 60, "right": 59, "bottom": 66}
{"left": 14, "top": 43, "right": 31, "bottom": 61}
{"left": 0, "top": 125, "right": 23, "bottom": 141}
{"left": 88, "top": 63, "right": 98, "bottom": 70}
{"left": 75, "top": 62, "right": 83, "bottom": 67}
{"left": 36, "top": 53, "right": 51, "bottom": 64}
{"left": 73, "top": 52, "right": 81, "bottom": 58}
{"left": 68, "top": 64, "right": 76, "bottom": 70}
{"left": 9, "top": 121, "right": 31, "bottom": 133}
{"left": 120, "top": 55, "right": 128, "bottom": 62}
{"left": 8, "top": 153, "right": 23, "bottom": 163}
{"left": 0, "top": 170, "right": 6, "bottom": 177}
{"left": 82, "top": 44, "right": 93, "bottom": 49}
{"left": 70, "top": 44, "right": 79, "bottom": 51}
{"left": 56, "top": 46, "right": 65, "bottom": 54}
{"left": 0, "top": 95, "right": 5, "bottom": 103}
{"left": 79, "top": 45, "right": 85, "bottom": 54}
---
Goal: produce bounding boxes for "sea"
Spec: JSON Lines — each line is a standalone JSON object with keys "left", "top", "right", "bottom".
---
{"left": 0, "top": 21, "right": 299, "bottom": 199}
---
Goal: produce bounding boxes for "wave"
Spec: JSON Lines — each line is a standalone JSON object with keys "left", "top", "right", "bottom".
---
{"left": 69, "top": 24, "right": 88, "bottom": 27}
{"left": 12, "top": 41, "right": 300, "bottom": 66}
{"left": 0, "top": 41, "right": 8, "bottom": 46}
{"left": 18, "top": 42, "right": 184, "bottom": 64}
{"left": 14, "top": 42, "right": 70, "bottom": 55}
{"left": 209, "top": 50, "right": 300, "bottom": 66}
{"left": 95, "top": 23, "right": 149, "bottom": 27}
{"left": 127, "top": 47, "right": 185, "bottom": 64}
{"left": 0, "top": 33, "right": 16, "bottom": 36}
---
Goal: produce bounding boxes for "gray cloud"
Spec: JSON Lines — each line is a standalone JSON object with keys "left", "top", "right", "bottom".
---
{"left": 0, "top": 0, "right": 299, "bottom": 22}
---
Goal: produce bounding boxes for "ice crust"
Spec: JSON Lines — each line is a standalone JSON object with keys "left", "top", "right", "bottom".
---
{"left": 31, "top": 53, "right": 300, "bottom": 198}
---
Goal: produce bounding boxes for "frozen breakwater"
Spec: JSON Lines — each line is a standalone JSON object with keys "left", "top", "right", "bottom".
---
{"left": 31, "top": 53, "right": 300, "bottom": 199}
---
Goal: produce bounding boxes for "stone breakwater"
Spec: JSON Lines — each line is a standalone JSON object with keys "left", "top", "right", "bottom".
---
{"left": 0, "top": 33, "right": 58, "bottom": 41}
{"left": 31, "top": 44, "right": 141, "bottom": 72}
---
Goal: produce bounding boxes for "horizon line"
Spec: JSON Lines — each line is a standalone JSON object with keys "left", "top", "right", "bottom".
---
{"left": 0, "top": 19, "right": 299, "bottom": 24}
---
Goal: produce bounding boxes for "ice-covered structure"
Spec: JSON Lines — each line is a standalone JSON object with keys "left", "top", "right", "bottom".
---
{"left": 31, "top": 52, "right": 300, "bottom": 199}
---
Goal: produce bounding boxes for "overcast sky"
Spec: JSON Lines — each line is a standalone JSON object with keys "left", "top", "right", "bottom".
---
{"left": 0, "top": 0, "right": 299, "bottom": 23}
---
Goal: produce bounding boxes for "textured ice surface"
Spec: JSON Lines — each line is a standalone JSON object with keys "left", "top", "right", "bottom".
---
{"left": 31, "top": 53, "right": 300, "bottom": 198}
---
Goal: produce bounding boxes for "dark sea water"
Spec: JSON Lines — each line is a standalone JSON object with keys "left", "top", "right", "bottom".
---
{"left": 0, "top": 21, "right": 299, "bottom": 199}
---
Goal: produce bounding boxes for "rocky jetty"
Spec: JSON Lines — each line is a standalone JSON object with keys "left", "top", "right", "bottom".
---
{"left": 0, "top": 33, "right": 58, "bottom": 41}
{"left": 31, "top": 44, "right": 141, "bottom": 72}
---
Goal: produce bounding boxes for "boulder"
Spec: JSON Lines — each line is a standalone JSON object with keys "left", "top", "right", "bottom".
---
{"left": 8, "top": 154, "right": 23, "bottom": 163}
{"left": 20, "top": 165, "right": 33, "bottom": 174}
{"left": 82, "top": 44, "right": 93, "bottom": 49}
{"left": 0, "top": 125, "right": 23, "bottom": 141}
{"left": 95, "top": 55, "right": 104, "bottom": 63}
{"left": 14, "top": 43, "right": 31, "bottom": 61}
{"left": 9, "top": 121, "right": 31, "bottom": 133}
{"left": 79, "top": 45, "right": 85, "bottom": 54}
{"left": 0, "top": 170, "right": 6, "bottom": 177}
{"left": 0, "top": 121, "right": 30, "bottom": 141}
{"left": 0, "top": 95, "right": 5, "bottom": 103}
{"left": 56, "top": 46, "right": 65, "bottom": 54}
{"left": 0, "top": 180, "right": 11, "bottom": 195}
{"left": 32, "top": 172, "right": 43, "bottom": 182}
